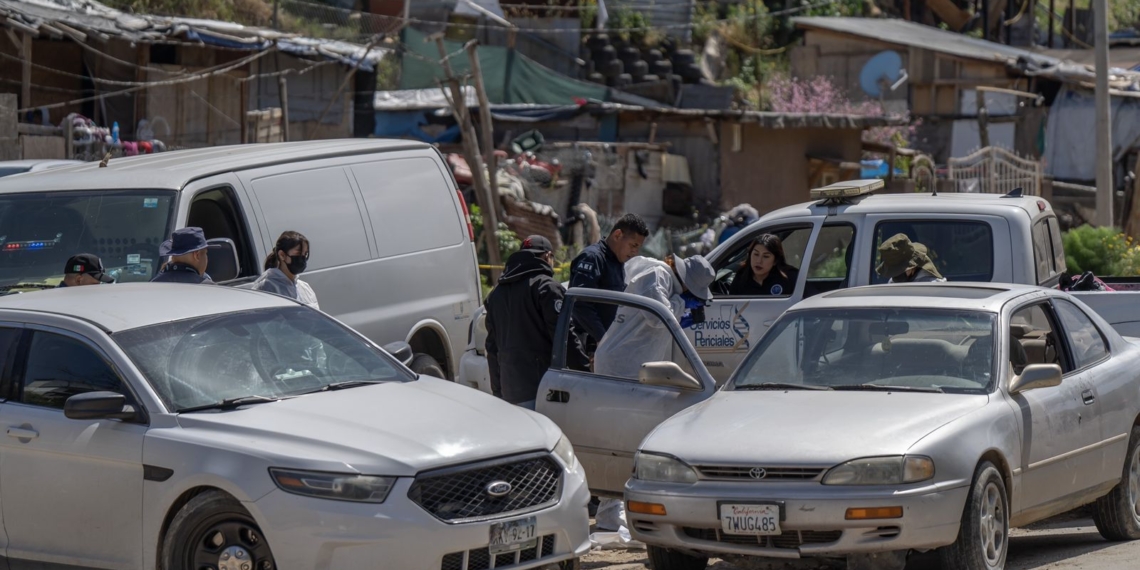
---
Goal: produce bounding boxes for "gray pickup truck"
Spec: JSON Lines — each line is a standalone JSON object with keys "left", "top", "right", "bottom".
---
{"left": 459, "top": 181, "right": 1140, "bottom": 388}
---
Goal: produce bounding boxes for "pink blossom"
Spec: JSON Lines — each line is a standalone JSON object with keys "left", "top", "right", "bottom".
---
{"left": 766, "top": 75, "right": 915, "bottom": 145}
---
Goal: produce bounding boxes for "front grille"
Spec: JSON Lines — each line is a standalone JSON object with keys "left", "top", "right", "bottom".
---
{"left": 683, "top": 527, "right": 842, "bottom": 549}
{"left": 694, "top": 465, "right": 826, "bottom": 481}
{"left": 409, "top": 453, "right": 563, "bottom": 522}
{"left": 439, "top": 534, "right": 557, "bottom": 570}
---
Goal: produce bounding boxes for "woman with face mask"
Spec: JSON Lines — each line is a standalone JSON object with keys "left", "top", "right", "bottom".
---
{"left": 253, "top": 231, "right": 319, "bottom": 309}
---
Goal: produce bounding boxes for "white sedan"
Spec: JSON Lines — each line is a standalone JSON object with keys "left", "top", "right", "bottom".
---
{"left": 0, "top": 283, "right": 587, "bottom": 570}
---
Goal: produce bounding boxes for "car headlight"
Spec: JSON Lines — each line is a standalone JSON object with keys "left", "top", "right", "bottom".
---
{"left": 269, "top": 468, "right": 397, "bottom": 503}
{"left": 634, "top": 452, "right": 698, "bottom": 484}
{"left": 822, "top": 456, "right": 935, "bottom": 486}
{"left": 553, "top": 435, "right": 578, "bottom": 471}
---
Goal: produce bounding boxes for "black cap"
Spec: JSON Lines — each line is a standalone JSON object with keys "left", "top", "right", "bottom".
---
{"left": 520, "top": 235, "right": 553, "bottom": 254}
{"left": 63, "top": 253, "right": 113, "bottom": 283}
{"left": 160, "top": 227, "right": 208, "bottom": 257}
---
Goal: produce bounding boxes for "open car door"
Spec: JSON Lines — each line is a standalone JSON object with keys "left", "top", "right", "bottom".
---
{"left": 536, "top": 289, "right": 717, "bottom": 497}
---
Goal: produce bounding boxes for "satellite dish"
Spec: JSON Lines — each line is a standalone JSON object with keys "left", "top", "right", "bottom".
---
{"left": 859, "top": 51, "right": 904, "bottom": 98}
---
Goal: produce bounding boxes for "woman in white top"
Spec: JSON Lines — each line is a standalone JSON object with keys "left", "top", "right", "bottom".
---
{"left": 253, "top": 231, "right": 319, "bottom": 309}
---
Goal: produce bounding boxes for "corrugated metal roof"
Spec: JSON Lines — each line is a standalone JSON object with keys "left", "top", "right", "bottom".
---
{"left": 0, "top": 0, "right": 392, "bottom": 70}
{"left": 793, "top": 17, "right": 1057, "bottom": 65}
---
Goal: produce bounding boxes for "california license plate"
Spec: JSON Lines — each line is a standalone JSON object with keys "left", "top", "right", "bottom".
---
{"left": 720, "top": 503, "right": 781, "bottom": 535}
{"left": 489, "top": 516, "right": 538, "bottom": 555}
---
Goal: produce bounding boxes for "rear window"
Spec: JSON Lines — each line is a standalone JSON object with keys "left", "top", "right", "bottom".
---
{"left": 871, "top": 220, "right": 993, "bottom": 284}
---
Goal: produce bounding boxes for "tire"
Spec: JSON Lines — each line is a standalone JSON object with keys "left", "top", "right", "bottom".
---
{"left": 651, "top": 59, "right": 673, "bottom": 76}
{"left": 614, "top": 73, "right": 633, "bottom": 88}
{"left": 647, "top": 545, "right": 708, "bottom": 570}
{"left": 410, "top": 353, "right": 447, "bottom": 379}
{"left": 588, "top": 72, "right": 606, "bottom": 84}
{"left": 559, "top": 559, "right": 581, "bottom": 570}
{"left": 1093, "top": 426, "right": 1140, "bottom": 540}
{"left": 603, "top": 59, "right": 624, "bottom": 78}
{"left": 161, "top": 490, "right": 276, "bottom": 570}
{"left": 938, "top": 462, "right": 1008, "bottom": 570}
{"left": 629, "top": 60, "right": 649, "bottom": 79}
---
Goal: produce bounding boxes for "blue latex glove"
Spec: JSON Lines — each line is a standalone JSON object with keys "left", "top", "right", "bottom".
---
{"left": 682, "top": 292, "right": 705, "bottom": 311}
{"left": 679, "top": 313, "right": 695, "bottom": 329}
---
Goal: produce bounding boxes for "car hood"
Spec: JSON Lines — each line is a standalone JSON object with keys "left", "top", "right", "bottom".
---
{"left": 174, "top": 377, "right": 559, "bottom": 476}
{"left": 643, "top": 390, "right": 990, "bottom": 466}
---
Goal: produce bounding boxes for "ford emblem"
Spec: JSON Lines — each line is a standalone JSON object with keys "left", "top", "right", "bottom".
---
{"left": 486, "top": 480, "right": 512, "bottom": 497}
{"left": 749, "top": 467, "right": 767, "bottom": 480}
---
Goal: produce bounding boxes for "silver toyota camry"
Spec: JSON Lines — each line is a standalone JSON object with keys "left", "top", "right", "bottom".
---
{"left": 624, "top": 283, "right": 1140, "bottom": 570}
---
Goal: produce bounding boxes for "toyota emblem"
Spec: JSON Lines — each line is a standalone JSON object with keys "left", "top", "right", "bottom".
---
{"left": 486, "top": 480, "right": 512, "bottom": 497}
{"left": 749, "top": 467, "right": 767, "bottom": 480}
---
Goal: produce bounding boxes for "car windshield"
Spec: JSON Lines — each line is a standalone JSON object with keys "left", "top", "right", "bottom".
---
{"left": 0, "top": 167, "right": 32, "bottom": 178}
{"left": 728, "top": 308, "right": 997, "bottom": 393}
{"left": 0, "top": 190, "right": 176, "bottom": 290}
{"left": 114, "top": 307, "right": 411, "bottom": 412}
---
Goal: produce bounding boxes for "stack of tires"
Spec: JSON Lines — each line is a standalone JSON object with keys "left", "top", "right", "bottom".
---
{"left": 584, "top": 34, "right": 705, "bottom": 88}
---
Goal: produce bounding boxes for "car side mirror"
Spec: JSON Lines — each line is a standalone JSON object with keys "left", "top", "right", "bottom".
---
{"left": 638, "top": 361, "right": 703, "bottom": 391}
{"left": 205, "top": 238, "right": 241, "bottom": 283}
{"left": 382, "top": 341, "right": 414, "bottom": 367}
{"left": 1010, "top": 364, "right": 1063, "bottom": 395}
{"left": 64, "top": 391, "right": 137, "bottom": 421}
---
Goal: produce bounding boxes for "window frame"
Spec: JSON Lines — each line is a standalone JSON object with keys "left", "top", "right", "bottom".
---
{"left": 1049, "top": 298, "right": 1111, "bottom": 374}
{"left": 9, "top": 326, "right": 148, "bottom": 424}
{"left": 870, "top": 219, "right": 996, "bottom": 284}
{"left": 713, "top": 223, "right": 815, "bottom": 299}
{"left": 1008, "top": 300, "right": 1075, "bottom": 377}
{"left": 186, "top": 184, "right": 262, "bottom": 283}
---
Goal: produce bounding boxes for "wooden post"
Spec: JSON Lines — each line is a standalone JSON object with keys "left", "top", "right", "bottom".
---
{"left": 1048, "top": 0, "right": 1056, "bottom": 46}
{"left": 976, "top": 90, "right": 990, "bottom": 149}
{"left": 465, "top": 41, "right": 497, "bottom": 217}
{"left": 436, "top": 36, "right": 502, "bottom": 280}
{"left": 278, "top": 76, "right": 290, "bottom": 142}
{"left": 20, "top": 33, "right": 31, "bottom": 112}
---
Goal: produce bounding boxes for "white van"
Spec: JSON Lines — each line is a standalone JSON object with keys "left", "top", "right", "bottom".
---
{"left": 0, "top": 140, "right": 481, "bottom": 378}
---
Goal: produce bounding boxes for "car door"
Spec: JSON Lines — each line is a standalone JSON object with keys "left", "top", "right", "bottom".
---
{"left": 536, "top": 289, "right": 716, "bottom": 496}
{"left": 1051, "top": 297, "right": 1120, "bottom": 488}
{"left": 686, "top": 218, "right": 822, "bottom": 382}
{"left": 0, "top": 326, "right": 146, "bottom": 569}
{"left": 1005, "top": 301, "right": 1102, "bottom": 514}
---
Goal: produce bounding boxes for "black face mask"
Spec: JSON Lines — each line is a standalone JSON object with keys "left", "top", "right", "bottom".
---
{"left": 284, "top": 254, "right": 308, "bottom": 275}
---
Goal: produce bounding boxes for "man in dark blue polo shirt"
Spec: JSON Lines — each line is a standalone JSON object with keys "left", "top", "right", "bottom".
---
{"left": 569, "top": 213, "right": 648, "bottom": 349}
{"left": 151, "top": 227, "right": 215, "bottom": 284}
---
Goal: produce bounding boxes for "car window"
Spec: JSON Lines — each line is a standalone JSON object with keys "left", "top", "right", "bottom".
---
{"left": 1052, "top": 299, "right": 1109, "bottom": 370}
{"left": 1010, "top": 303, "right": 1068, "bottom": 375}
{"left": 558, "top": 301, "right": 700, "bottom": 382}
{"left": 729, "top": 308, "right": 996, "bottom": 393}
{"left": 114, "top": 307, "right": 409, "bottom": 412}
{"left": 713, "top": 225, "right": 812, "bottom": 297}
{"left": 871, "top": 221, "right": 993, "bottom": 284}
{"left": 804, "top": 224, "right": 855, "bottom": 298}
{"left": 17, "top": 332, "right": 125, "bottom": 410}
{"left": 1032, "top": 221, "right": 1053, "bottom": 286}
{"left": 1047, "top": 217, "right": 1067, "bottom": 275}
{"left": 0, "top": 327, "right": 23, "bottom": 399}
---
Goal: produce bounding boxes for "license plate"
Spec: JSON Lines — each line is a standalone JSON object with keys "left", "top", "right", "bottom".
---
{"left": 489, "top": 516, "right": 538, "bottom": 555}
{"left": 720, "top": 503, "right": 781, "bottom": 536}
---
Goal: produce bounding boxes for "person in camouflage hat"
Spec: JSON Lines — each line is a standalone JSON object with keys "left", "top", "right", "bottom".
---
{"left": 876, "top": 233, "right": 946, "bottom": 283}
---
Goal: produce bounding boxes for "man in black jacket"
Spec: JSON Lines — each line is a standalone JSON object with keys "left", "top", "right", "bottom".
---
{"left": 568, "top": 213, "right": 648, "bottom": 349}
{"left": 485, "top": 235, "right": 584, "bottom": 407}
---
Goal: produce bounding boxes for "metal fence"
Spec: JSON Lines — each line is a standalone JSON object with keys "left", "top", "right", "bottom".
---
{"left": 948, "top": 146, "right": 1042, "bottom": 196}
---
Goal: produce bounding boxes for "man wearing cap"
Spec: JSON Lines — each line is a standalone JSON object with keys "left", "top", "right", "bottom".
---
{"left": 484, "top": 235, "right": 587, "bottom": 408}
{"left": 151, "top": 227, "right": 214, "bottom": 285}
{"left": 876, "top": 233, "right": 946, "bottom": 283}
{"left": 59, "top": 254, "right": 114, "bottom": 287}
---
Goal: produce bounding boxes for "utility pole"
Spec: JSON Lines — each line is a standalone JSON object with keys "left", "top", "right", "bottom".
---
{"left": 435, "top": 36, "right": 502, "bottom": 280}
{"left": 1094, "top": 0, "right": 1113, "bottom": 226}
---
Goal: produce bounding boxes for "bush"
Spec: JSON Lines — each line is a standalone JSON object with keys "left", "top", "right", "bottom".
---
{"left": 1062, "top": 225, "right": 1140, "bottom": 276}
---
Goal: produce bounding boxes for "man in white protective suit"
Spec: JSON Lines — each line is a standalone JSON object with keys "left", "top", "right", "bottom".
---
{"left": 592, "top": 253, "right": 715, "bottom": 532}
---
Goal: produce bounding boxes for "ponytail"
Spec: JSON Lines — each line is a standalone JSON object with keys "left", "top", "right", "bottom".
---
{"left": 265, "top": 231, "right": 310, "bottom": 271}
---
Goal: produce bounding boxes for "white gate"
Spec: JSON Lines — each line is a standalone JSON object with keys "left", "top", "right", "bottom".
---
{"left": 948, "top": 146, "right": 1042, "bottom": 196}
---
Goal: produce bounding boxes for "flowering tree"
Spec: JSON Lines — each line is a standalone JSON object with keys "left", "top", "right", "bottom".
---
{"left": 766, "top": 75, "right": 914, "bottom": 146}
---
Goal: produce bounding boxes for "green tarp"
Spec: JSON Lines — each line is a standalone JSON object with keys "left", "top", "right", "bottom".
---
{"left": 400, "top": 28, "right": 609, "bottom": 105}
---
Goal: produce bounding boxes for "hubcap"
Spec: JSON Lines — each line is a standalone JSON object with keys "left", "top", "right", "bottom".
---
{"left": 192, "top": 521, "right": 275, "bottom": 570}
{"left": 979, "top": 482, "right": 1006, "bottom": 567}
{"left": 1129, "top": 446, "right": 1140, "bottom": 523}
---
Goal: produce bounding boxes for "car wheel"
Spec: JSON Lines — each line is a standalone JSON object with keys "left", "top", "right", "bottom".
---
{"left": 938, "top": 461, "right": 1008, "bottom": 570}
{"left": 647, "top": 545, "right": 708, "bottom": 570}
{"left": 410, "top": 353, "right": 447, "bottom": 379}
{"left": 161, "top": 490, "right": 276, "bottom": 570}
{"left": 557, "top": 559, "right": 581, "bottom": 570}
{"left": 1093, "top": 426, "right": 1140, "bottom": 540}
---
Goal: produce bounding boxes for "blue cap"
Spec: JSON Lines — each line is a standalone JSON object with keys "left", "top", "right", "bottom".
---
{"left": 160, "top": 227, "right": 208, "bottom": 257}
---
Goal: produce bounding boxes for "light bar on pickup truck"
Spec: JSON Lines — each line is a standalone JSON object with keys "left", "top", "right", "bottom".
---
{"left": 810, "top": 179, "right": 885, "bottom": 200}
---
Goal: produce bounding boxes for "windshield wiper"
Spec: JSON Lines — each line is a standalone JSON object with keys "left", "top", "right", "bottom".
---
{"left": 832, "top": 384, "right": 944, "bottom": 393}
{"left": 299, "top": 380, "right": 386, "bottom": 394}
{"left": 0, "top": 283, "right": 57, "bottom": 295}
{"left": 734, "top": 382, "right": 832, "bottom": 391}
{"left": 177, "top": 395, "right": 282, "bottom": 413}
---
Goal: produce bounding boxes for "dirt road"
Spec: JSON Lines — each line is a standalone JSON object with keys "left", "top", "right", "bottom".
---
{"left": 581, "top": 517, "right": 1140, "bottom": 569}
